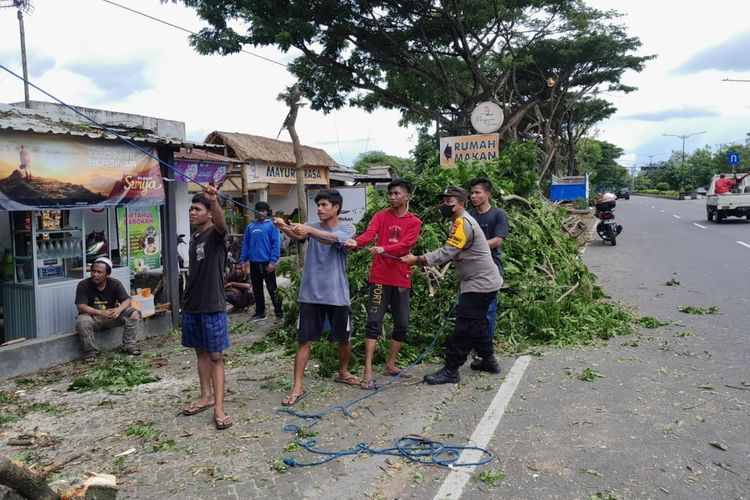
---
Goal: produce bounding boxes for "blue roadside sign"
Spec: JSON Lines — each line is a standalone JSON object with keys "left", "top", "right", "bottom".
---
{"left": 727, "top": 151, "right": 740, "bottom": 165}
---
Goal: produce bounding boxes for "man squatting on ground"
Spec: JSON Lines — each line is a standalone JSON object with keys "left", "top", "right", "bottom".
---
{"left": 180, "top": 186, "right": 234, "bottom": 430}
{"left": 240, "top": 201, "right": 284, "bottom": 322}
{"left": 75, "top": 256, "right": 142, "bottom": 363}
{"left": 344, "top": 179, "right": 422, "bottom": 390}
{"left": 273, "top": 189, "right": 360, "bottom": 406}
{"left": 402, "top": 186, "right": 503, "bottom": 384}
{"left": 468, "top": 177, "right": 509, "bottom": 368}
{"left": 224, "top": 262, "right": 254, "bottom": 313}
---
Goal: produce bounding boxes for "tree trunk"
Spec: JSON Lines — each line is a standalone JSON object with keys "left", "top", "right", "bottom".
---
{"left": 0, "top": 455, "right": 59, "bottom": 500}
{"left": 280, "top": 84, "right": 308, "bottom": 267}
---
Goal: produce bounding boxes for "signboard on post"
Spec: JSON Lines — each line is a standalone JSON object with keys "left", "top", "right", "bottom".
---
{"left": 727, "top": 151, "right": 740, "bottom": 166}
{"left": 245, "top": 161, "right": 329, "bottom": 185}
{"left": 439, "top": 133, "right": 500, "bottom": 168}
{"left": 306, "top": 186, "right": 368, "bottom": 225}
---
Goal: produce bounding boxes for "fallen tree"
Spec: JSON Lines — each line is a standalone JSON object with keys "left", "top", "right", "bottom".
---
{"left": 272, "top": 141, "right": 632, "bottom": 375}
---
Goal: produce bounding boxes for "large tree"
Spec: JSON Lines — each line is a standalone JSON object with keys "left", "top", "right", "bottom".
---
{"left": 170, "top": 0, "right": 651, "bottom": 159}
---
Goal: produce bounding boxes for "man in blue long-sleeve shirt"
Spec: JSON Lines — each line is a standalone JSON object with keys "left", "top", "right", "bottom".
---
{"left": 240, "top": 202, "right": 283, "bottom": 321}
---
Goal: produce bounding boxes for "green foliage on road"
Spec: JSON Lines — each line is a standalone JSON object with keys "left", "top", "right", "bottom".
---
{"left": 678, "top": 306, "right": 719, "bottom": 315}
{"left": 68, "top": 354, "right": 160, "bottom": 393}
{"left": 274, "top": 143, "right": 633, "bottom": 376}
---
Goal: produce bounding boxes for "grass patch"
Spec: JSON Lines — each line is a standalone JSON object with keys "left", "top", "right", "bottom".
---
{"left": 0, "top": 412, "right": 19, "bottom": 426}
{"left": 125, "top": 422, "right": 160, "bottom": 441}
{"left": 14, "top": 377, "right": 36, "bottom": 388}
{"left": 566, "top": 368, "right": 603, "bottom": 382}
{"left": 68, "top": 354, "right": 160, "bottom": 393}
{"left": 678, "top": 306, "right": 718, "bottom": 315}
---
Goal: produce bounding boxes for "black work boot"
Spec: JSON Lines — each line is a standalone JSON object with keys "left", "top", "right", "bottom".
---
{"left": 424, "top": 366, "right": 460, "bottom": 385}
{"left": 472, "top": 356, "right": 501, "bottom": 374}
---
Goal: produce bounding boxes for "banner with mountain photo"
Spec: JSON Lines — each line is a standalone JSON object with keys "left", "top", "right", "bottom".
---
{"left": 0, "top": 131, "right": 165, "bottom": 210}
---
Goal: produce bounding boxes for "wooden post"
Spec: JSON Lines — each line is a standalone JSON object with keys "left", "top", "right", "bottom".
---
{"left": 241, "top": 163, "right": 250, "bottom": 226}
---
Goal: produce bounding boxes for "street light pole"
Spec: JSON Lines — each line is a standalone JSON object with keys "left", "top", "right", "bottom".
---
{"left": 663, "top": 132, "right": 706, "bottom": 192}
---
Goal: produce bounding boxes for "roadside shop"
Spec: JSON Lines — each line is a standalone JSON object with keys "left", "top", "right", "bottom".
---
{"left": 0, "top": 103, "right": 186, "bottom": 346}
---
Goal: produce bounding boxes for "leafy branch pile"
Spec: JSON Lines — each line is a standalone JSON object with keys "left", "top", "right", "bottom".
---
{"left": 274, "top": 142, "right": 632, "bottom": 376}
{"left": 68, "top": 354, "right": 160, "bottom": 393}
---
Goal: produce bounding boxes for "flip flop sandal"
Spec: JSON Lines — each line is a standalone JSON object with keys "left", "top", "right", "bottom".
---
{"left": 281, "top": 391, "right": 307, "bottom": 407}
{"left": 360, "top": 379, "right": 376, "bottom": 390}
{"left": 383, "top": 369, "right": 412, "bottom": 379}
{"left": 214, "top": 415, "right": 234, "bottom": 430}
{"left": 123, "top": 347, "right": 142, "bottom": 356}
{"left": 182, "top": 402, "right": 214, "bottom": 416}
{"left": 333, "top": 375, "right": 362, "bottom": 386}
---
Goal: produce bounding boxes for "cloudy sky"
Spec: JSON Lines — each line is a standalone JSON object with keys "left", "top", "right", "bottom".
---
{"left": 1, "top": 0, "right": 748, "bottom": 169}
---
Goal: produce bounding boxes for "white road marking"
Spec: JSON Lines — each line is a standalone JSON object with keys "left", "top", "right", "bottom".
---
{"left": 660, "top": 209, "right": 666, "bottom": 213}
{"left": 693, "top": 223, "right": 707, "bottom": 229}
{"left": 672, "top": 214, "right": 681, "bottom": 219}
{"left": 651, "top": 206, "right": 656, "bottom": 209}
{"left": 737, "top": 241, "right": 750, "bottom": 250}
{"left": 434, "top": 355, "right": 532, "bottom": 500}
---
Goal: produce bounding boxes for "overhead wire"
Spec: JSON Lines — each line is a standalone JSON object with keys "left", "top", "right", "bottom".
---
{"left": 0, "top": 63, "right": 402, "bottom": 258}
{"left": 99, "top": 0, "right": 287, "bottom": 68}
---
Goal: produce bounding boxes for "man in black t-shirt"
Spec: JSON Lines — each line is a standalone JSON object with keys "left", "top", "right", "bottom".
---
{"left": 468, "top": 178, "right": 509, "bottom": 367}
{"left": 180, "top": 186, "right": 233, "bottom": 430}
{"left": 75, "top": 256, "right": 141, "bottom": 363}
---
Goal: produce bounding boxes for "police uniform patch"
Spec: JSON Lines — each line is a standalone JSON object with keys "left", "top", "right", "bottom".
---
{"left": 447, "top": 218, "right": 468, "bottom": 249}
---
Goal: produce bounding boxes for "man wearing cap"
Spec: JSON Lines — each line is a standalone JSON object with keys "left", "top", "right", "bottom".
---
{"left": 74, "top": 256, "right": 141, "bottom": 363}
{"left": 402, "top": 186, "right": 503, "bottom": 384}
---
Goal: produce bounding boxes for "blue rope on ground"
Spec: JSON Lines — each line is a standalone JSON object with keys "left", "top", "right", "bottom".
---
{"left": 278, "top": 304, "right": 495, "bottom": 469}
{"left": 282, "top": 435, "right": 494, "bottom": 468}
{"left": 0, "top": 64, "right": 402, "bottom": 259}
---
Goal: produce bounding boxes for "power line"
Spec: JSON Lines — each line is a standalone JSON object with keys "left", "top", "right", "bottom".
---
{"left": 100, "top": 0, "right": 288, "bottom": 68}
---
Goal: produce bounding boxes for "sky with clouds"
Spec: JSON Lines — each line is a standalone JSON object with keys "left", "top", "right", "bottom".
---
{"left": 1, "top": 0, "right": 748, "bottom": 170}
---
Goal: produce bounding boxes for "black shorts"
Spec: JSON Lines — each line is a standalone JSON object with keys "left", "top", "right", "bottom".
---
{"left": 365, "top": 284, "right": 410, "bottom": 342}
{"left": 298, "top": 303, "right": 352, "bottom": 343}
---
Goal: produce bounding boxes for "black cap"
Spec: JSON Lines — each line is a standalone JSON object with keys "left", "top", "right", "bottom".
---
{"left": 439, "top": 186, "right": 468, "bottom": 202}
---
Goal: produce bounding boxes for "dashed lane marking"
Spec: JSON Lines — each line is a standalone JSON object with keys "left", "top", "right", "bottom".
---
{"left": 738, "top": 241, "right": 750, "bottom": 250}
{"left": 693, "top": 223, "right": 707, "bottom": 229}
{"left": 672, "top": 214, "right": 681, "bottom": 219}
{"left": 660, "top": 209, "right": 666, "bottom": 213}
{"left": 433, "top": 355, "right": 532, "bottom": 500}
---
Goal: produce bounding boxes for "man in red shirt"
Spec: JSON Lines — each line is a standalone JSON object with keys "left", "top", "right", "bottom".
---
{"left": 344, "top": 180, "right": 422, "bottom": 389}
{"left": 714, "top": 174, "right": 735, "bottom": 195}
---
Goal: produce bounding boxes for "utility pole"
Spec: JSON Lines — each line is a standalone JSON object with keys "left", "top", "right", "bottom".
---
{"left": 1, "top": 1, "right": 33, "bottom": 108}
{"left": 17, "top": 7, "right": 29, "bottom": 108}
{"left": 663, "top": 132, "right": 705, "bottom": 192}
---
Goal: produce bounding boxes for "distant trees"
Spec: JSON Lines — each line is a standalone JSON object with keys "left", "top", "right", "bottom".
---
{"left": 635, "top": 134, "right": 750, "bottom": 192}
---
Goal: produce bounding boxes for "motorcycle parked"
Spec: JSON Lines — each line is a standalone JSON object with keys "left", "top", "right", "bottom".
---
{"left": 595, "top": 200, "right": 622, "bottom": 246}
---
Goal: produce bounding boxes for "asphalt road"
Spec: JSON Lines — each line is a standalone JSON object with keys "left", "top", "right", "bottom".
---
{"left": 422, "top": 196, "right": 750, "bottom": 499}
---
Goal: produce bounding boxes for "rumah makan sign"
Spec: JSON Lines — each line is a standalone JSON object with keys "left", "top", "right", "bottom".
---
{"left": 0, "top": 131, "right": 164, "bottom": 210}
{"left": 439, "top": 133, "right": 500, "bottom": 168}
{"left": 245, "top": 161, "right": 329, "bottom": 185}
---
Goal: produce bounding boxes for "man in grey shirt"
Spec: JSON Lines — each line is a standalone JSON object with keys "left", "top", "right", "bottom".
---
{"left": 273, "top": 189, "right": 360, "bottom": 406}
{"left": 402, "top": 186, "right": 503, "bottom": 384}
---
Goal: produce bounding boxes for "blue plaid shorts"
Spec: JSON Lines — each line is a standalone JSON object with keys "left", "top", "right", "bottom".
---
{"left": 181, "top": 311, "right": 230, "bottom": 354}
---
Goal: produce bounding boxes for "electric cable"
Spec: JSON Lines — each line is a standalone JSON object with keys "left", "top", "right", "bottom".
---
{"left": 0, "top": 63, "right": 402, "bottom": 258}
{"left": 99, "top": 0, "right": 288, "bottom": 68}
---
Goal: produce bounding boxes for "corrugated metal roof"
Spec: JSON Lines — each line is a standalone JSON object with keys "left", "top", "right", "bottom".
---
{"left": 0, "top": 103, "right": 212, "bottom": 149}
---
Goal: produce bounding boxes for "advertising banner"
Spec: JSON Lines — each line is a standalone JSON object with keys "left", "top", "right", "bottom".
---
{"left": 173, "top": 160, "right": 228, "bottom": 184}
{"left": 116, "top": 206, "right": 162, "bottom": 274}
{"left": 0, "top": 131, "right": 164, "bottom": 210}
{"left": 439, "top": 133, "right": 500, "bottom": 168}
{"left": 246, "top": 161, "right": 329, "bottom": 185}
